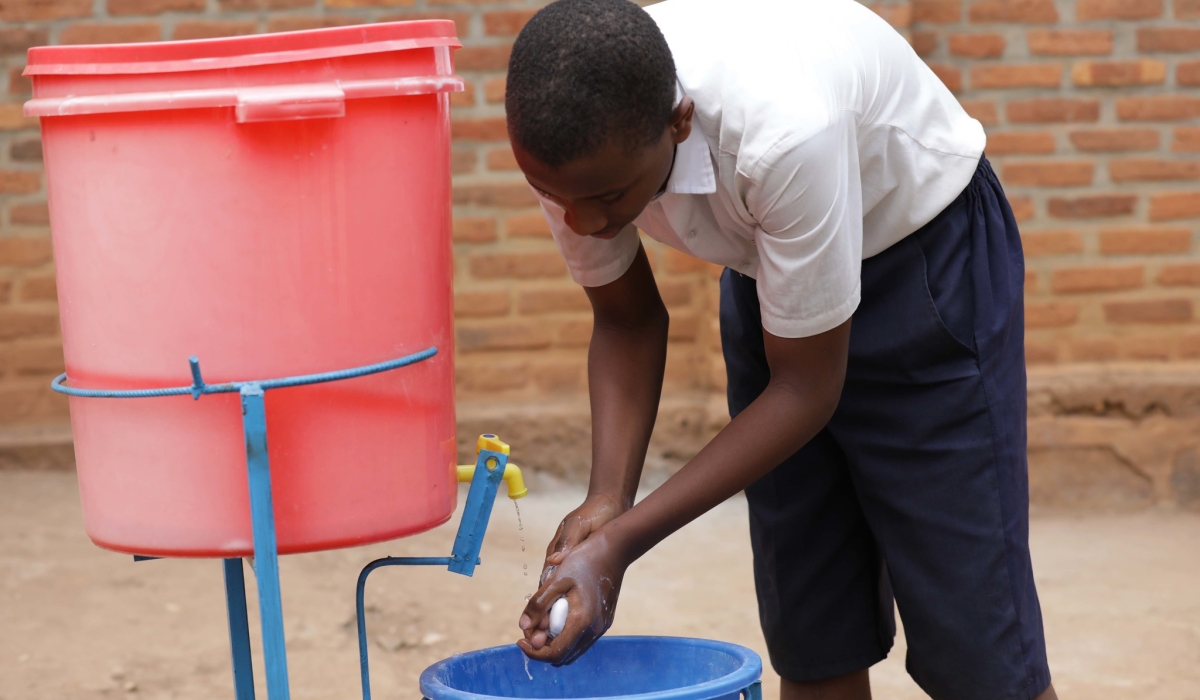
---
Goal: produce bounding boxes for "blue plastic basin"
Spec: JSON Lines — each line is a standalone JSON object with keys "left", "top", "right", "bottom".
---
{"left": 420, "top": 636, "right": 762, "bottom": 700}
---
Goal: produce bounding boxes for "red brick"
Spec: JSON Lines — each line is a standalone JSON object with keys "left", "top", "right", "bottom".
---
{"left": 1149, "top": 191, "right": 1200, "bottom": 221}
{"left": 486, "top": 147, "right": 519, "bottom": 171}
{"left": 1072, "top": 59, "right": 1165, "bottom": 86}
{"left": 484, "top": 9, "right": 537, "bottom": 36}
{"left": 969, "top": 0, "right": 1059, "bottom": 22}
{"left": 107, "top": 0, "right": 204, "bottom": 15}
{"left": 1048, "top": 194, "right": 1138, "bottom": 218}
{"left": 452, "top": 183, "right": 538, "bottom": 208}
{"left": 1117, "top": 96, "right": 1200, "bottom": 121}
{"left": 1009, "top": 195, "right": 1036, "bottom": 221}
{"left": 960, "top": 99, "right": 999, "bottom": 125}
{"left": 457, "top": 322, "right": 552, "bottom": 352}
{"left": 913, "top": 0, "right": 961, "bottom": 22}
{"left": 1025, "top": 269, "right": 1038, "bottom": 292}
{"left": 0, "top": 340, "right": 65, "bottom": 376}
{"left": 928, "top": 63, "right": 962, "bottom": 92}
{"left": 452, "top": 117, "right": 507, "bottom": 141}
{"left": 5, "top": 141, "right": 39, "bottom": 165}
{"left": 1008, "top": 98, "right": 1100, "bottom": 123}
{"left": 1157, "top": 263, "right": 1200, "bottom": 286}
{"left": 949, "top": 32, "right": 1006, "bottom": 58}
{"left": 0, "top": 27, "right": 48, "bottom": 55}
{"left": 868, "top": 3, "right": 913, "bottom": 28}
{"left": 1174, "top": 127, "right": 1200, "bottom": 152}
{"left": 663, "top": 247, "right": 711, "bottom": 274}
{"left": 1026, "top": 301, "right": 1080, "bottom": 327}
{"left": 1025, "top": 341, "right": 1059, "bottom": 364}
{"left": 453, "top": 217, "right": 497, "bottom": 243}
{"left": 265, "top": 15, "right": 360, "bottom": 33}
{"left": 1179, "top": 0, "right": 1200, "bottom": 18}
{"left": 456, "top": 362, "right": 529, "bottom": 392}
{"left": 0, "top": 279, "right": 10, "bottom": 303}
{"left": 1099, "top": 226, "right": 1191, "bottom": 254}
{"left": 971, "top": 64, "right": 1061, "bottom": 88}
{"left": 1052, "top": 264, "right": 1144, "bottom": 292}
{"left": 0, "top": 0, "right": 91, "bottom": 21}
{"left": 220, "top": 0, "right": 312, "bottom": 9}
{"left": 6, "top": 66, "right": 31, "bottom": 96}
{"left": 0, "top": 104, "right": 36, "bottom": 131}
{"left": 172, "top": 22, "right": 257, "bottom": 41}
{"left": 1110, "top": 158, "right": 1200, "bottom": 182}
{"left": 0, "top": 170, "right": 41, "bottom": 195}
{"left": 911, "top": 30, "right": 939, "bottom": 57}
{"left": 450, "top": 82, "right": 475, "bottom": 108}
{"left": 1137, "top": 27, "right": 1200, "bottom": 52}
{"left": 1120, "top": 336, "right": 1174, "bottom": 360}
{"left": 1027, "top": 29, "right": 1113, "bottom": 55}
{"left": 517, "top": 286, "right": 590, "bottom": 315}
{"left": 987, "top": 131, "right": 1056, "bottom": 155}
{"left": 505, "top": 214, "right": 551, "bottom": 238}
{"left": 454, "top": 290, "right": 510, "bottom": 318}
{"left": 1105, "top": 298, "right": 1192, "bottom": 323}
{"left": 324, "top": 0, "right": 414, "bottom": 7}
{"left": 658, "top": 279, "right": 693, "bottom": 308}
{"left": 60, "top": 22, "right": 161, "bottom": 44}
{"left": 555, "top": 318, "right": 593, "bottom": 347}
{"left": 484, "top": 76, "right": 506, "bottom": 103}
{"left": 1178, "top": 61, "right": 1200, "bottom": 87}
{"left": 1071, "top": 338, "right": 1119, "bottom": 361}
{"left": 455, "top": 46, "right": 512, "bottom": 72}
{"left": 529, "top": 360, "right": 585, "bottom": 393}
{"left": 9, "top": 202, "right": 49, "bottom": 226}
{"left": 0, "top": 309, "right": 59, "bottom": 340}
{"left": 1070, "top": 128, "right": 1160, "bottom": 151}
{"left": 1076, "top": 0, "right": 1164, "bottom": 19}
{"left": 451, "top": 150, "right": 476, "bottom": 175}
{"left": 18, "top": 274, "right": 56, "bottom": 302}
{"left": 1003, "top": 160, "right": 1094, "bottom": 186}
{"left": 1022, "top": 229, "right": 1084, "bottom": 255}
{"left": 469, "top": 252, "right": 567, "bottom": 279}
{"left": 0, "top": 236, "right": 52, "bottom": 266}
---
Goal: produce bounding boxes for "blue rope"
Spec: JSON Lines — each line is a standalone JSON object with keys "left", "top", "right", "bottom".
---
{"left": 50, "top": 347, "right": 438, "bottom": 400}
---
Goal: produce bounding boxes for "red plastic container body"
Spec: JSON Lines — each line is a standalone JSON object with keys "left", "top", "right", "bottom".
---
{"left": 24, "top": 23, "right": 463, "bottom": 557}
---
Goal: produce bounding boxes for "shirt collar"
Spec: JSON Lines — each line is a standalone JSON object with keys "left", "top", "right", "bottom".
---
{"left": 660, "top": 85, "right": 717, "bottom": 197}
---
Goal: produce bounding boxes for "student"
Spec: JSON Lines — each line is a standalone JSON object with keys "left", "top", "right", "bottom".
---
{"left": 507, "top": 1, "right": 1055, "bottom": 698}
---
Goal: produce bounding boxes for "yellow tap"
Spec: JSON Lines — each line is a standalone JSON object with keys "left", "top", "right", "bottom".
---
{"left": 457, "top": 433, "right": 528, "bottom": 499}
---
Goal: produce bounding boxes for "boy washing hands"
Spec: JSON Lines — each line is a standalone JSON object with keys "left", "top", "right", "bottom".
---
{"left": 508, "top": 1, "right": 1056, "bottom": 699}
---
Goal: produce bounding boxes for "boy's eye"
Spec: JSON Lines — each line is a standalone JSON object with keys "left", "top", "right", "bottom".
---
{"left": 600, "top": 191, "right": 626, "bottom": 205}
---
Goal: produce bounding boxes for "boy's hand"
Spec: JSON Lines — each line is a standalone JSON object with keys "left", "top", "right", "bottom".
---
{"left": 518, "top": 527, "right": 626, "bottom": 665}
{"left": 540, "top": 493, "right": 625, "bottom": 582}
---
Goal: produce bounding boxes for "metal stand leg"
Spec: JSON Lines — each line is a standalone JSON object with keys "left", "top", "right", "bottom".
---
{"left": 240, "top": 384, "right": 291, "bottom": 700}
{"left": 223, "top": 558, "right": 257, "bottom": 700}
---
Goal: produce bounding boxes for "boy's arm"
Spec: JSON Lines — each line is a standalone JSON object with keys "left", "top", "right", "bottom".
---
{"left": 540, "top": 243, "right": 669, "bottom": 563}
{"left": 519, "top": 314, "right": 851, "bottom": 664}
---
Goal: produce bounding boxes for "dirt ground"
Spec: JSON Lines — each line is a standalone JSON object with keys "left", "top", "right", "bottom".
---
{"left": 1, "top": 471, "right": 1198, "bottom": 700}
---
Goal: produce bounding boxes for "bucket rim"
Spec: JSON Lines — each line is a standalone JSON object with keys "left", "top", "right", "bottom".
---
{"left": 24, "top": 20, "right": 459, "bottom": 76}
{"left": 419, "top": 636, "right": 763, "bottom": 700}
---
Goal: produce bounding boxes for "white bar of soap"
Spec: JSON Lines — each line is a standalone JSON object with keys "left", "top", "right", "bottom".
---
{"left": 548, "top": 598, "right": 569, "bottom": 638}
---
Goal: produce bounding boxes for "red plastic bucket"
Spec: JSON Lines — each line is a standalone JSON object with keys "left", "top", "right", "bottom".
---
{"left": 25, "top": 22, "right": 462, "bottom": 557}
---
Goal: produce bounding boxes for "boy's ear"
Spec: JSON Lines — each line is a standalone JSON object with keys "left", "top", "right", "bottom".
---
{"left": 669, "top": 96, "right": 695, "bottom": 146}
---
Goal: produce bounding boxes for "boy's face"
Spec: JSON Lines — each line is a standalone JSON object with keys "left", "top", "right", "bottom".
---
{"left": 514, "top": 98, "right": 695, "bottom": 240}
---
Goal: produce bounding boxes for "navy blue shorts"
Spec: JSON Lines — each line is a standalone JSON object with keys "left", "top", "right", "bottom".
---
{"left": 720, "top": 157, "right": 1050, "bottom": 700}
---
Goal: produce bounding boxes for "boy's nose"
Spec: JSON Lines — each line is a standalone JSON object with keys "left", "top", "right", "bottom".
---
{"left": 564, "top": 203, "right": 608, "bottom": 237}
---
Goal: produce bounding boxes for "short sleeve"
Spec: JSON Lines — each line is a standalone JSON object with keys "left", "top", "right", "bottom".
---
{"left": 538, "top": 192, "right": 640, "bottom": 288}
{"left": 744, "top": 111, "right": 863, "bottom": 338}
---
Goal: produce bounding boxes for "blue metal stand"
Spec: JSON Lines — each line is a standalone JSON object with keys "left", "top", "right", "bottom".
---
{"left": 52, "top": 349, "right": 518, "bottom": 700}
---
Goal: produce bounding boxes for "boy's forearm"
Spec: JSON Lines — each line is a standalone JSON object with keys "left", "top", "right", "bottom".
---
{"left": 585, "top": 307, "right": 669, "bottom": 509}
{"left": 601, "top": 321, "right": 851, "bottom": 566}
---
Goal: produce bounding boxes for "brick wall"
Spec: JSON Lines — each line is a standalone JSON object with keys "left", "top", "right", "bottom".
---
{"left": 0, "top": 0, "right": 1198, "bottom": 436}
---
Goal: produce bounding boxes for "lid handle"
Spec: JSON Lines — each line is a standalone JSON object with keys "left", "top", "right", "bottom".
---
{"left": 235, "top": 83, "right": 345, "bottom": 123}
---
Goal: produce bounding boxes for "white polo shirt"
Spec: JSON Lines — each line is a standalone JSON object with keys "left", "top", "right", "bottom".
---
{"left": 538, "top": 0, "right": 986, "bottom": 338}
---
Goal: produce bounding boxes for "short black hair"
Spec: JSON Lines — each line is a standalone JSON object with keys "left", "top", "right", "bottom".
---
{"left": 505, "top": 0, "right": 677, "bottom": 168}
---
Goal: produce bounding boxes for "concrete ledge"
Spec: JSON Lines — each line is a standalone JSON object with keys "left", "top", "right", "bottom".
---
{"left": 10, "top": 363, "right": 1200, "bottom": 512}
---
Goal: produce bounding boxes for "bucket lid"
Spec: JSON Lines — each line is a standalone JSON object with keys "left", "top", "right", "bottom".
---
{"left": 25, "top": 20, "right": 460, "bottom": 76}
